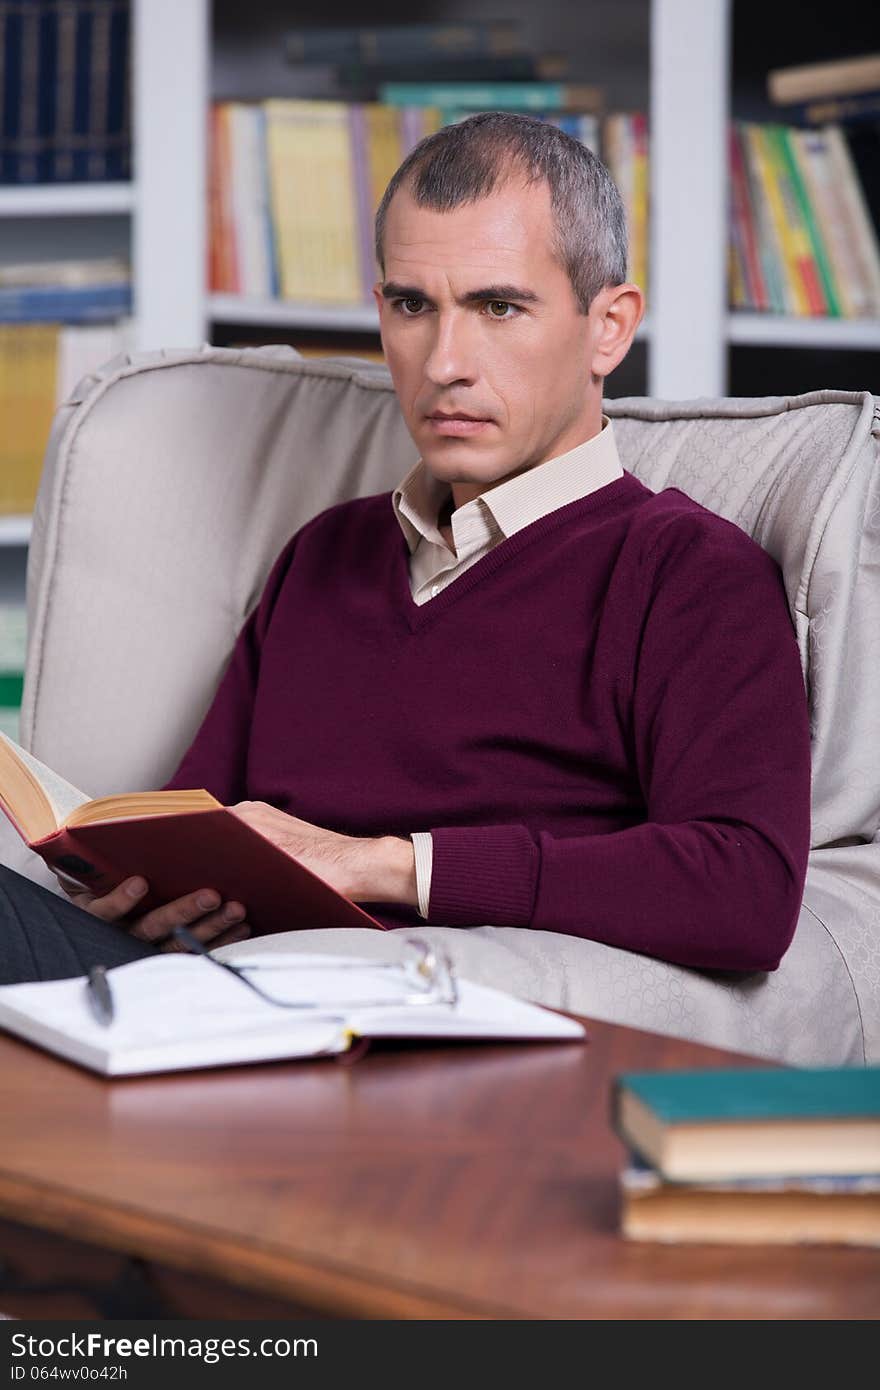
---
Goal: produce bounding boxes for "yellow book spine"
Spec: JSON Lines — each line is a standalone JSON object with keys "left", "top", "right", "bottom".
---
{"left": 366, "top": 104, "right": 403, "bottom": 215}
{"left": 264, "top": 100, "right": 361, "bottom": 304}
{"left": 0, "top": 324, "right": 58, "bottom": 514}
{"left": 753, "top": 125, "right": 809, "bottom": 314}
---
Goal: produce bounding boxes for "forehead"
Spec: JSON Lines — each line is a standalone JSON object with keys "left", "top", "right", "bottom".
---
{"left": 382, "top": 177, "right": 558, "bottom": 281}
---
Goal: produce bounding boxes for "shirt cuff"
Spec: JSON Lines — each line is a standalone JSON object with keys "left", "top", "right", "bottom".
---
{"left": 410, "top": 831, "right": 434, "bottom": 919}
{"left": 426, "top": 824, "right": 540, "bottom": 927}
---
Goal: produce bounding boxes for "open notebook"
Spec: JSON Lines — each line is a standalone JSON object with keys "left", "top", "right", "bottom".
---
{"left": 0, "top": 953, "right": 586, "bottom": 1076}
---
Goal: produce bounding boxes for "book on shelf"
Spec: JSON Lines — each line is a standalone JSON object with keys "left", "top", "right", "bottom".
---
{"left": 784, "top": 91, "right": 880, "bottom": 128}
{"left": 0, "top": 949, "right": 586, "bottom": 1078}
{"left": 612, "top": 1066, "right": 880, "bottom": 1183}
{"left": 283, "top": 20, "right": 525, "bottom": 67}
{"left": 767, "top": 52, "right": 880, "bottom": 106}
{"left": 263, "top": 100, "right": 362, "bottom": 305}
{"left": 337, "top": 54, "right": 569, "bottom": 93}
{"left": 843, "top": 121, "right": 880, "bottom": 242}
{"left": 0, "top": 308, "right": 130, "bottom": 516}
{"left": 0, "top": 0, "right": 131, "bottom": 184}
{"left": 602, "top": 113, "right": 650, "bottom": 298}
{"left": 378, "top": 81, "right": 604, "bottom": 113}
{"left": 0, "top": 732, "right": 389, "bottom": 937}
{"left": 619, "top": 1155, "right": 880, "bottom": 1247}
{"left": 0, "top": 282, "right": 133, "bottom": 324}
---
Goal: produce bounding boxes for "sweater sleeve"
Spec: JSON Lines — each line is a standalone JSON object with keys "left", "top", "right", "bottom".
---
{"left": 425, "top": 519, "right": 812, "bottom": 973}
{"left": 161, "top": 534, "right": 300, "bottom": 803}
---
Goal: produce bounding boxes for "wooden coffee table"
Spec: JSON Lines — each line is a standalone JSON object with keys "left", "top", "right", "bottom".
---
{"left": 0, "top": 1014, "right": 878, "bottom": 1320}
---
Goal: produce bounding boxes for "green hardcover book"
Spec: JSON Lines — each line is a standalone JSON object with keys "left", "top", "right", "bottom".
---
{"left": 776, "top": 124, "right": 842, "bottom": 316}
{"left": 378, "top": 81, "right": 603, "bottom": 112}
{"left": 612, "top": 1066, "right": 880, "bottom": 1183}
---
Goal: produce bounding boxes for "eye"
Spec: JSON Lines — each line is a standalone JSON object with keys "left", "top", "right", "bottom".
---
{"left": 485, "top": 300, "right": 517, "bottom": 319}
{"left": 394, "top": 297, "right": 425, "bottom": 316}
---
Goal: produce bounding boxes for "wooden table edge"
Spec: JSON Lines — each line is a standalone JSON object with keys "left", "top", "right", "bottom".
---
{"left": 0, "top": 1168, "right": 534, "bottom": 1321}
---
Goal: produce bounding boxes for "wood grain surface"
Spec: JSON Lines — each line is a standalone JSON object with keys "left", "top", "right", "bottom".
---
{"left": 1, "top": 1018, "right": 878, "bottom": 1319}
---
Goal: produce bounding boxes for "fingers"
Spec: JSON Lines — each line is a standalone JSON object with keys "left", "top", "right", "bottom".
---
{"left": 128, "top": 891, "right": 248, "bottom": 945}
{"left": 80, "top": 876, "right": 150, "bottom": 922}
{"left": 161, "top": 921, "right": 252, "bottom": 953}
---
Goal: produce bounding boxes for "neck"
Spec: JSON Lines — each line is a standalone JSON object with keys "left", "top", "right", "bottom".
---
{"left": 449, "top": 411, "right": 606, "bottom": 511}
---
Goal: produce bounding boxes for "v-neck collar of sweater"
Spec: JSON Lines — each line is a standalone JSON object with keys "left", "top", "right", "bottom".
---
{"left": 396, "top": 471, "right": 643, "bottom": 633}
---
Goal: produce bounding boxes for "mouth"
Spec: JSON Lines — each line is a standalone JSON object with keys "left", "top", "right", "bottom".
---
{"left": 424, "top": 412, "right": 494, "bottom": 436}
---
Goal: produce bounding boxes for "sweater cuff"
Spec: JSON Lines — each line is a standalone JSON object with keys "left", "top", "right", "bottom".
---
{"left": 426, "top": 824, "right": 540, "bottom": 927}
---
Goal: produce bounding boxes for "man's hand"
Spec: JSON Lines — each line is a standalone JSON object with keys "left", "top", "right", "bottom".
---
{"left": 57, "top": 875, "right": 252, "bottom": 950}
{"left": 230, "top": 802, "right": 419, "bottom": 907}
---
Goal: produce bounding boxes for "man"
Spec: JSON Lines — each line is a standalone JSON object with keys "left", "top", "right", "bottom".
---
{"left": 0, "top": 113, "right": 811, "bottom": 982}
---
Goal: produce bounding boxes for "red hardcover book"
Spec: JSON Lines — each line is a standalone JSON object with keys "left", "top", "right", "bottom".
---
{"left": 0, "top": 735, "right": 386, "bottom": 935}
{"left": 728, "top": 124, "right": 768, "bottom": 310}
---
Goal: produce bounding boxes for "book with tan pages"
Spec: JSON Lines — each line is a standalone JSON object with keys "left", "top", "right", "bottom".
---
{"left": 0, "top": 732, "right": 386, "bottom": 934}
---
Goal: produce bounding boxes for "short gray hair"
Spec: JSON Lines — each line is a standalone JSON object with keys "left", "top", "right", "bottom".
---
{"left": 374, "top": 111, "right": 628, "bottom": 314}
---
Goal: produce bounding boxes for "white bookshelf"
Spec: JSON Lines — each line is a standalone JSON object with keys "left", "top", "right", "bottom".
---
{"left": 2, "top": 0, "right": 879, "bottom": 590}
{"left": 728, "top": 313, "right": 880, "bottom": 348}
{"left": 0, "top": 518, "right": 32, "bottom": 548}
{"left": 0, "top": 183, "right": 135, "bottom": 217}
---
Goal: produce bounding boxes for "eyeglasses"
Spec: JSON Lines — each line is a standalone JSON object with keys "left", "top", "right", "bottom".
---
{"left": 170, "top": 926, "right": 459, "bottom": 1014}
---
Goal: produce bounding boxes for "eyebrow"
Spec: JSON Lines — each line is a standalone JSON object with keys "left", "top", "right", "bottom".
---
{"left": 381, "top": 281, "right": 541, "bottom": 306}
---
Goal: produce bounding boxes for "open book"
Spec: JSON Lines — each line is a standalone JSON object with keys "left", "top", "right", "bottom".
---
{"left": 0, "top": 732, "right": 385, "bottom": 933}
{"left": 0, "top": 952, "right": 587, "bottom": 1076}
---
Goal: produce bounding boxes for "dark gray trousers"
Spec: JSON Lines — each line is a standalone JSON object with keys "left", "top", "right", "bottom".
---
{"left": 0, "top": 863, "right": 158, "bottom": 983}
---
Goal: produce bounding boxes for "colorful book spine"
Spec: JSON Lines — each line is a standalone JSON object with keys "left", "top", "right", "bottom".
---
{"left": 630, "top": 111, "right": 649, "bottom": 298}
{"left": 766, "top": 123, "right": 828, "bottom": 314}
{"left": 777, "top": 125, "right": 842, "bottom": 316}
{"left": 348, "top": 105, "right": 375, "bottom": 299}
{"left": 822, "top": 124, "right": 880, "bottom": 315}
{"left": 790, "top": 127, "right": 865, "bottom": 317}
{"left": 728, "top": 124, "right": 768, "bottom": 311}
{"left": 228, "top": 104, "right": 274, "bottom": 299}
{"left": 379, "top": 81, "right": 602, "bottom": 112}
{"left": 738, "top": 122, "right": 790, "bottom": 314}
{"left": 209, "top": 104, "right": 239, "bottom": 293}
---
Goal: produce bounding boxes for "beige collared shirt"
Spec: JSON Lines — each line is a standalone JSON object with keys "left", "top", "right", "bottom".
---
{"left": 391, "top": 416, "right": 623, "bottom": 917}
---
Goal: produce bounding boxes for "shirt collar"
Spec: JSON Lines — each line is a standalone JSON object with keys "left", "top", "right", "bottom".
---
{"left": 392, "top": 416, "right": 621, "bottom": 554}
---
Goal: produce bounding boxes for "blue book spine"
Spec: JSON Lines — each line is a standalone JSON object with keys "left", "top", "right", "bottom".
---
{"left": 0, "top": 283, "right": 132, "bottom": 322}
{"left": 1, "top": 2, "right": 131, "bottom": 186}
{"left": 256, "top": 105, "right": 279, "bottom": 298}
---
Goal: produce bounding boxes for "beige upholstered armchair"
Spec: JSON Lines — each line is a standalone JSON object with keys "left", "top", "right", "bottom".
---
{"left": 6, "top": 347, "right": 879, "bottom": 1066}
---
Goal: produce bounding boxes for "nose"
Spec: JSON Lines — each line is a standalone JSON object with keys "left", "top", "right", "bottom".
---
{"left": 423, "top": 309, "right": 478, "bottom": 388}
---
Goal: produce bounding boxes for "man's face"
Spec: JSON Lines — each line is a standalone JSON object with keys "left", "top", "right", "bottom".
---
{"left": 374, "top": 177, "right": 604, "bottom": 501}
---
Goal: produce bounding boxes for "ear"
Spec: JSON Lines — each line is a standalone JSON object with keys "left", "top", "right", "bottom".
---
{"left": 588, "top": 283, "right": 645, "bottom": 378}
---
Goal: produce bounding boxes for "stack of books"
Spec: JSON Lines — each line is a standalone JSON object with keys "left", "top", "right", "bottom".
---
{"left": 735, "top": 50, "right": 880, "bottom": 316}
{"left": 612, "top": 1066, "right": 880, "bottom": 1246}
{"left": 0, "top": 0, "right": 132, "bottom": 184}
{"left": 0, "top": 258, "right": 133, "bottom": 517}
{"left": 730, "top": 119, "right": 880, "bottom": 317}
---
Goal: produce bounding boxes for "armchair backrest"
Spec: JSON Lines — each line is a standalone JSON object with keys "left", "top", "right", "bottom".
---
{"left": 24, "top": 346, "right": 880, "bottom": 850}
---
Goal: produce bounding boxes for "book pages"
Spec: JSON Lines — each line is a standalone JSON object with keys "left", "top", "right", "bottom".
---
{"left": 0, "top": 732, "right": 91, "bottom": 826}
